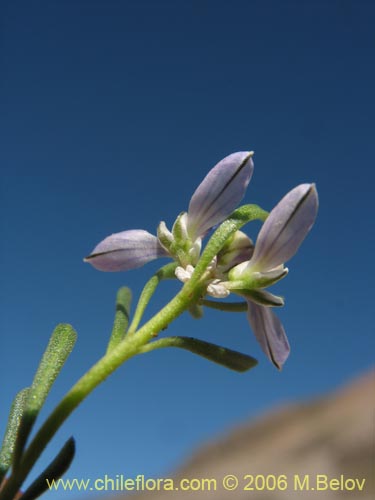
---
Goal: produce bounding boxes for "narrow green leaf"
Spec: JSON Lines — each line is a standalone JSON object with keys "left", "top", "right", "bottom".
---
{"left": 201, "top": 299, "right": 248, "bottom": 312}
{"left": 106, "top": 287, "right": 132, "bottom": 353}
{"left": 27, "top": 324, "right": 77, "bottom": 417}
{"left": 0, "top": 388, "right": 29, "bottom": 484}
{"left": 140, "top": 336, "right": 258, "bottom": 372}
{"left": 14, "top": 324, "right": 77, "bottom": 465}
{"left": 20, "top": 437, "right": 75, "bottom": 500}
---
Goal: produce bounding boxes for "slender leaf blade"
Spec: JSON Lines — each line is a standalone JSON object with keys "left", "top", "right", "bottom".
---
{"left": 106, "top": 287, "right": 132, "bottom": 353}
{"left": 0, "top": 388, "right": 29, "bottom": 484}
{"left": 14, "top": 324, "right": 77, "bottom": 464}
{"left": 20, "top": 437, "right": 75, "bottom": 500}
{"left": 142, "top": 336, "right": 258, "bottom": 372}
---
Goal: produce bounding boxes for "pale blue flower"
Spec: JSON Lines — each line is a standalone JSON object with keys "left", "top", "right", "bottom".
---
{"left": 228, "top": 183, "right": 319, "bottom": 369}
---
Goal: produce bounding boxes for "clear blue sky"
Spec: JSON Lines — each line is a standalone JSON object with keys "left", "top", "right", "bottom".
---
{"left": 1, "top": 1, "right": 374, "bottom": 498}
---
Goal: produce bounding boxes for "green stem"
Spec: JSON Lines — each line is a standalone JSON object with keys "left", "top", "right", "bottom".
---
{"left": 127, "top": 263, "right": 177, "bottom": 335}
{"left": 0, "top": 279, "right": 204, "bottom": 500}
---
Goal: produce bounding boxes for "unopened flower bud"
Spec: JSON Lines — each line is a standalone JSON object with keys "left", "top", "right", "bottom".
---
{"left": 157, "top": 221, "right": 174, "bottom": 253}
{"left": 172, "top": 212, "right": 190, "bottom": 247}
{"left": 217, "top": 230, "right": 254, "bottom": 272}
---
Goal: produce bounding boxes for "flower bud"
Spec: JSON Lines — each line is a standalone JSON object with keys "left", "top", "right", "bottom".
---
{"left": 172, "top": 212, "right": 190, "bottom": 247}
{"left": 217, "top": 230, "right": 254, "bottom": 272}
{"left": 157, "top": 221, "right": 174, "bottom": 253}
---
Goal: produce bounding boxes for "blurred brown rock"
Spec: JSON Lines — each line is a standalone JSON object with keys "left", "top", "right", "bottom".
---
{"left": 119, "top": 371, "right": 375, "bottom": 500}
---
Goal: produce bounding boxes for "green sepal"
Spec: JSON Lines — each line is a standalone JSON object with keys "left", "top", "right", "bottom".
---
{"left": 20, "top": 437, "right": 75, "bottom": 500}
{"left": 189, "top": 204, "right": 268, "bottom": 288}
{"left": 240, "top": 289, "right": 284, "bottom": 307}
{"left": 140, "top": 336, "right": 258, "bottom": 372}
{"left": 0, "top": 388, "right": 29, "bottom": 484}
{"left": 157, "top": 221, "right": 174, "bottom": 253}
{"left": 228, "top": 267, "right": 288, "bottom": 290}
{"left": 106, "top": 287, "right": 132, "bottom": 353}
{"left": 13, "top": 324, "right": 77, "bottom": 465}
{"left": 171, "top": 212, "right": 188, "bottom": 246}
{"left": 171, "top": 212, "right": 193, "bottom": 265}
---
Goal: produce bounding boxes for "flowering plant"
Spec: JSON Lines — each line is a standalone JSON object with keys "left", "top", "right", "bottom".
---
{"left": 0, "top": 151, "right": 318, "bottom": 500}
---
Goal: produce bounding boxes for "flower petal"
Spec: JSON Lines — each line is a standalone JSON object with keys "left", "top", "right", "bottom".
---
{"left": 84, "top": 230, "right": 169, "bottom": 271}
{"left": 250, "top": 184, "right": 318, "bottom": 271}
{"left": 187, "top": 152, "right": 254, "bottom": 239}
{"left": 246, "top": 300, "right": 290, "bottom": 369}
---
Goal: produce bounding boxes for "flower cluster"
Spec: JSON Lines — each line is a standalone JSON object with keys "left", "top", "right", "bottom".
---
{"left": 85, "top": 152, "right": 318, "bottom": 369}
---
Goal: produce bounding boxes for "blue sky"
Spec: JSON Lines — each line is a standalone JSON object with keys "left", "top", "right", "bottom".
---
{"left": 1, "top": 1, "right": 374, "bottom": 498}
